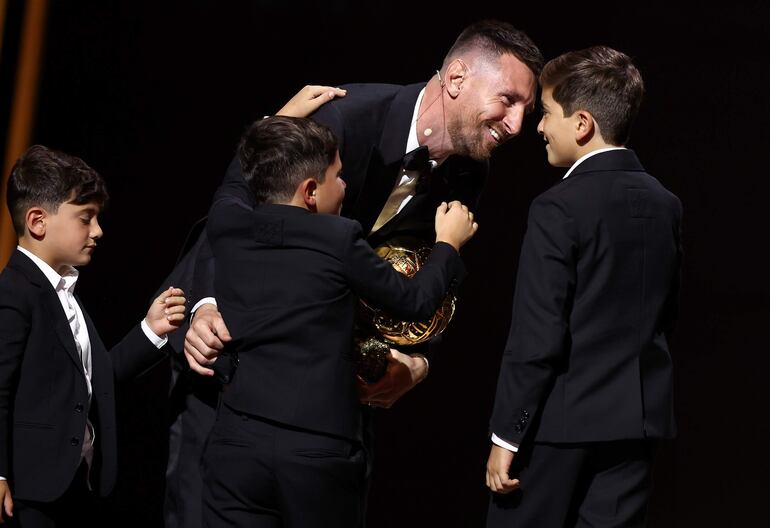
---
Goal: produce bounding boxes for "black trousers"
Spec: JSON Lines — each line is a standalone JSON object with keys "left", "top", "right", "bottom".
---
{"left": 487, "top": 440, "right": 657, "bottom": 528}
{"left": 10, "top": 461, "right": 102, "bottom": 528}
{"left": 202, "top": 404, "right": 366, "bottom": 528}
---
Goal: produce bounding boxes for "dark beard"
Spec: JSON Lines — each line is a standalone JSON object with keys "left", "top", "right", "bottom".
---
{"left": 446, "top": 116, "right": 495, "bottom": 161}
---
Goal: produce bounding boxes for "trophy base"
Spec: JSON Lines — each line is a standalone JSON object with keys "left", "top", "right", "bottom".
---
{"left": 354, "top": 338, "right": 390, "bottom": 383}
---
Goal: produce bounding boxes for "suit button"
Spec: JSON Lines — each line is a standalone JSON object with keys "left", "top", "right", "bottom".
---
{"left": 75, "top": 403, "right": 84, "bottom": 413}
{"left": 71, "top": 437, "right": 80, "bottom": 446}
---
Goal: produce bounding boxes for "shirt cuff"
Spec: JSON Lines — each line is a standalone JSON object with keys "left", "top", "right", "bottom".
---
{"left": 141, "top": 319, "right": 168, "bottom": 349}
{"left": 0, "top": 476, "right": 5, "bottom": 481}
{"left": 191, "top": 297, "right": 217, "bottom": 316}
{"left": 491, "top": 433, "right": 519, "bottom": 453}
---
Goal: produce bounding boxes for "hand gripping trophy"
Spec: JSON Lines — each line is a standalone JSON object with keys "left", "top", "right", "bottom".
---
{"left": 354, "top": 237, "right": 456, "bottom": 382}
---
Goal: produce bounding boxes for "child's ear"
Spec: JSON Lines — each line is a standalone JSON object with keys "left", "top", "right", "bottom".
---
{"left": 575, "top": 110, "right": 595, "bottom": 144}
{"left": 25, "top": 208, "right": 47, "bottom": 238}
{"left": 301, "top": 178, "right": 318, "bottom": 212}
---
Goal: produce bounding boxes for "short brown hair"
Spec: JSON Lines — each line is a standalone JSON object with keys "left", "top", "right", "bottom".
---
{"left": 443, "top": 19, "right": 544, "bottom": 78}
{"left": 6, "top": 145, "right": 108, "bottom": 236}
{"left": 238, "top": 116, "right": 338, "bottom": 204}
{"left": 540, "top": 46, "right": 644, "bottom": 145}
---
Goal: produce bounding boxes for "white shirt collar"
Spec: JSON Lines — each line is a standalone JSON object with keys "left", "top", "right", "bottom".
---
{"left": 17, "top": 245, "right": 79, "bottom": 292}
{"left": 562, "top": 147, "right": 626, "bottom": 180}
{"left": 406, "top": 88, "right": 439, "bottom": 170}
{"left": 406, "top": 88, "right": 425, "bottom": 155}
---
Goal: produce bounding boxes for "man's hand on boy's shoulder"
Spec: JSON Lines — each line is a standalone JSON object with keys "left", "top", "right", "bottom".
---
{"left": 0, "top": 480, "right": 13, "bottom": 523}
{"left": 145, "top": 287, "right": 186, "bottom": 337}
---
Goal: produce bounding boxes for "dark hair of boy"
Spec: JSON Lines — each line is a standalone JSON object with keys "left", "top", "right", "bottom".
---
{"left": 6, "top": 144, "right": 108, "bottom": 236}
{"left": 238, "top": 116, "right": 338, "bottom": 205}
{"left": 539, "top": 45, "right": 644, "bottom": 145}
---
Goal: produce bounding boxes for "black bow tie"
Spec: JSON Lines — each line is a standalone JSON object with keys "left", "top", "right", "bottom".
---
{"left": 402, "top": 146, "right": 433, "bottom": 173}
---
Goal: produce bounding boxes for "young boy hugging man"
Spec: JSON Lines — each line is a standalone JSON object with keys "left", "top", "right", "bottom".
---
{"left": 202, "top": 116, "right": 478, "bottom": 528}
{"left": 486, "top": 47, "right": 682, "bottom": 527}
{"left": 0, "top": 145, "right": 186, "bottom": 527}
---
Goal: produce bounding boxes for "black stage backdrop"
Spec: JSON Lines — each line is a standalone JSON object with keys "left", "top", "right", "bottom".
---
{"left": 9, "top": 1, "right": 769, "bottom": 526}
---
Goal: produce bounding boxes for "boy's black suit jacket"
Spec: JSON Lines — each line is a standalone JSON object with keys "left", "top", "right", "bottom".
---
{"left": 207, "top": 202, "right": 465, "bottom": 441}
{"left": 0, "top": 250, "right": 166, "bottom": 502}
{"left": 490, "top": 149, "right": 683, "bottom": 447}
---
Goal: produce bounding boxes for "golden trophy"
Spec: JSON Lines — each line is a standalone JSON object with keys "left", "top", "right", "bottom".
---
{"left": 355, "top": 237, "right": 457, "bottom": 382}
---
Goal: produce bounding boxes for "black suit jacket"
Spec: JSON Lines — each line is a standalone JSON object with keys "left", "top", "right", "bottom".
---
{"left": 0, "top": 250, "right": 166, "bottom": 502}
{"left": 207, "top": 202, "right": 465, "bottom": 441}
{"left": 490, "top": 150, "right": 682, "bottom": 446}
{"left": 192, "top": 83, "right": 488, "bottom": 308}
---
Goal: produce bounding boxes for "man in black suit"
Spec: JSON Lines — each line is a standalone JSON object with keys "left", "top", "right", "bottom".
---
{"left": 485, "top": 47, "right": 682, "bottom": 527}
{"left": 202, "top": 116, "right": 476, "bottom": 527}
{"left": 0, "top": 145, "right": 186, "bottom": 527}
{"left": 172, "top": 19, "right": 543, "bottom": 528}
{"left": 185, "top": 18, "right": 543, "bottom": 406}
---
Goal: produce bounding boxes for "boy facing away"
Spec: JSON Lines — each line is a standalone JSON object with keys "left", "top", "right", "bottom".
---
{"left": 0, "top": 145, "right": 186, "bottom": 527}
{"left": 486, "top": 47, "right": 682, "bottom": 527}
{"left": 202, "top": 116, "right": 477, "bottom": 528}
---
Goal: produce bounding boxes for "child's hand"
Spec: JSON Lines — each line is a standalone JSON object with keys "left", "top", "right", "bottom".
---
{"left": 276, "top": 85, "right": 347, "bottom": 118}
{"left": 145, "top": 287, "right": 186, "bottom": 337}
{"left": 0, "top": 480, "right": 13, "bottom": 523}
{"left": 434, "top": 201, "right": 479, "bottom": 251}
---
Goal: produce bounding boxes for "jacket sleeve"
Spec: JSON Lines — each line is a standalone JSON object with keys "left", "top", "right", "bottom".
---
{"left": 661, "top": 196, "right": 683, "bottom": 339}
{"left": 107, "top": 324, "right": 168, "bottom": 383}
{"left": 489, "top": 192, "right": 577, "bottom": 447}
{"left": 0, "top": 284, "right": 30, "bottom": 477}
{"left": 342, "top": 221, "right": 465, "bottom": 322}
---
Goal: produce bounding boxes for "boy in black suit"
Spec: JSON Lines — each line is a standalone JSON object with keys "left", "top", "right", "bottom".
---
{"left": 486, "top": 47, "right": 682, "bottom": 527}
{"left": 202, "top": 116, "right": 477, "bottom": 528}
{"left": 0, "top": 145, "right": 186, "bottom": 527}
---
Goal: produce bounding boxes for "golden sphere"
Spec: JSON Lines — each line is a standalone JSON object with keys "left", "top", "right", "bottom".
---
{"left": 359, "top": 237, "right": 456, "bottom": 346}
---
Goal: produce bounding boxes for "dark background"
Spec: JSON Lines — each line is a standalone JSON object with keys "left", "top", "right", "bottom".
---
{"left": 2, "top": 1, "right": 768, "bottom": 526}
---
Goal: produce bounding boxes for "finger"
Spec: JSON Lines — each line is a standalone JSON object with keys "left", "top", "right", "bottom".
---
{"left": 164, "top": 295, "right": 187, "bottom": 306}
{"left": 304, "top": 85, "right": 346, "bottom": 99}
{"left": 492, "top": 471, "right": 505, "bottom": 493}
{"left": 447, "top": 200, "right": 462, "bottom": 210}
{"left": 184, "top": 328, "right": 221, "bottom": 359}
{"left": 190, "top": 320, "right": 227, "bottom": 350}
{"left": 503, "top": 478, "right": 521, "bottom": 492}
{"left": 210, "top": 317, "right": 233, "bottom": 342}
{"left": 461, "top": 204, "right": 469, "bottom": 213}
{"left": 164, "top": 305, "right": 187, "bottom": 315}
{"left": 184, "top": 350, "right": 215, "bottom": 377}
{"left": 183, "top": 338, "right": 216, "bottom": 366}
{"left": 4, "top": 495, "right": 12, "bottom": 517}
{"left": 435, "top": 201, "right": 448, "bottom": 217}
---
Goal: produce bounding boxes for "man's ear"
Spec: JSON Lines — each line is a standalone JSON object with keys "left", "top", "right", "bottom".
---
{"left": 301, "top": 178, "right": 318, "bottom": 211}
{"left": 25, "top": 207, "right": 47, "bottom": 238}
{"left": 445, "top": 58, "right": 468, "bottom": 99}
{"left": 575, "top": 110, "right": 596, "bottom": 144}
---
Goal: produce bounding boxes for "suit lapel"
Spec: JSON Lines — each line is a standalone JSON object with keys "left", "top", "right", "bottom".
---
{"left": 349, "top": 84, "right": 426, "bottom": 234}
{"left": 8, "top": 250, "right": 85, "bottom": 371}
